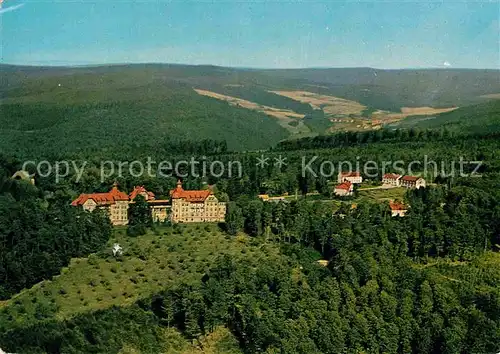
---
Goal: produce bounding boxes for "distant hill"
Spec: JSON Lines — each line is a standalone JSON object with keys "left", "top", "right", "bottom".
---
{"left": 259, "top": 68, "right": 500, "bottom": 111}
{"left": 4, "top": 64, "right": 499, "bottom": 107}
{"left": 1, "top": 64, "right": 499, "bottom": 155}
{"left": 0, "top": 65, "right": 290, "bottom": 155}
{"left": 393, "top": 99, "right": 500, "bottom": 134}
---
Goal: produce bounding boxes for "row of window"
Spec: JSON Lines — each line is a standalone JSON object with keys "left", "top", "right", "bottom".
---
{"left": 174, "top": 217, "right": 224, "bottom": 222}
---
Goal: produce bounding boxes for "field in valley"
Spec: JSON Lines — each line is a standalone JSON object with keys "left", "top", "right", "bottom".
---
{"left": 372, "top": 106, "right": 459, "bottom": 124}
{"left": 194, "top": 89, "right": 305, "bottom": 120}
{"left": 196, "top": 87, "right": 460, "bottom": 134}
{"left": 194, "top": 88, "right": 311, "bottom": 134}
{"left": 270, "top": 90, "right": 367, "bottom": 115}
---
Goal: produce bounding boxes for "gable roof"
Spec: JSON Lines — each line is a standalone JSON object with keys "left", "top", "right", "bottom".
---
{"left": 129, "top": 186, "right": 155, "bottom": 201}
{"left": 383, "top": 173, "right": 402, "bottom": 180}
{"left": 169, "top": 181, "right": 212, "bottom": 202}
{"left": 402, "top": 175, "right": 421, "bottom": 182}
{"left": 71, "top": 184, "right": 129, "bottom": 207}
{"left": 335, "top": 181, "right": 353, "bottom": 191}
{"left": 340, "top": 171, "right": 360, "bottom": 177}
{"left": 389, "top": 201, "right": 407, "bottom": 211}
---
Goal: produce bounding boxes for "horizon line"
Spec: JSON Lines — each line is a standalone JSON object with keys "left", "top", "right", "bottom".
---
{"left": 1, "top": 62, "right": 499, "bottom": 71}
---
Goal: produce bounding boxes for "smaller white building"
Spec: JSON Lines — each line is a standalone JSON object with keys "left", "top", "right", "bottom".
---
{"left": 401, "top": 176, "right": 426, "bottom": 189}
{"left": 389, "top": 201, "right": 408, "bottom": 217}
{"left": 382, "top": 173, "right": 402, "bottom": 186}
{"left": 338, "top": 171, "right": 362, "bottom": 184}
{"left": 334, "top": 181, "right": 353, "bottom": 196}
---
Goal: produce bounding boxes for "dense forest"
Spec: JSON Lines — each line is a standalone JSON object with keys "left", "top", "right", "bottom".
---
{"left": 1, "top": 186, "right": 500, "bottom": 352}
{"left": 0, "top": 157, "right": 112, "bottom": 299}
{"left": 0, "top": 119, "right": 499, "bottom": 352}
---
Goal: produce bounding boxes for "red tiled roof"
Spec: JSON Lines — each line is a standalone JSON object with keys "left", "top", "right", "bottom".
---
{"left": 402, "top": 175, "right": 420, "bottom": 182}
{"left": 335, "top": 181, "right": 353, "bottom": 191}
{"left": 340, "top": 171, "right": 360, "bottom": 177}
{"left": 71, "top": 184, "right": 129, "bottom": 207}
{"left": 129, "top": 186, "right": 155, "bottom": 201}
{"left": 169, "top": 181, "right": 212, "bottom": 202}
{"left": 389, "top": 201, "right": 407, "bottom": 211}
{"left": 383, "top": 173, "right": 402, "bottom": 180}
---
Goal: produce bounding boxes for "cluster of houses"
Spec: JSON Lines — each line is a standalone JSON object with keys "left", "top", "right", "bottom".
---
{"left": 255, "top": 171, "right": 423, "bottom": 218}
{"left": 332, "top": 172, "right": 427, "bottom": 217}
{"left": 71, "top": 181, "right": 226, "bottom": 226}
{"left": 15, "top": 166, "right": 418, "bottom": 224}
{"left": 334, "top": 172, "right": 426, "bottom": 197}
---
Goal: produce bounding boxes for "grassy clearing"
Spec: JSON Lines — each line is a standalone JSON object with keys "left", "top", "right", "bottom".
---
{"left": 357, "top": 187, "right": 407, "bottom": 202}
{"left": 194, "top": 89, "right": 311, "bottom": 135}
{"left": 194, "top": 89, "right": 305, "bottom": 119}
{"left": 390, "top": 100, "right": 500, "bottom": 134}
{"left": 1, "top": 224, "right": 280, "bottom": 326}
{"left": 280, "top": 187, "right": 406, "bottom": 207}
{"left": 270, "top": 90, "right": 366, "bottom": 115}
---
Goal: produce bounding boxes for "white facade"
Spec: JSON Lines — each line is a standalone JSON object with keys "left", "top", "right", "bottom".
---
{"left": 382, "top": 174, "right": 402, "bottom": 186}
{"left": 171, "top": 195, "right": 226, "bottom": 223}
{"left": 401, "top": 177, "right": 426, "bottom": 189}
{"left": 338, "top": 172, "right": 362, "bottom": 184}
{"left": 391, "top": 209, "right": 407, "bottom": 217}
{"left": 334, "top": 182, "right": 354, "bottom": 196}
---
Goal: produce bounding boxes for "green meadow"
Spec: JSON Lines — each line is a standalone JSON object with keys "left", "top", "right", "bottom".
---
{"left": 1, "top": 224, "right": 280, "bottom": 325}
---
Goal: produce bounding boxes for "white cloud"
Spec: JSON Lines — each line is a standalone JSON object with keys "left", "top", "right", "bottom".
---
{"left": 0, "top": 3, "right": 24, "bottom": 15}
{"left": 443, "top": 61, "right": 451, "bottom": 67}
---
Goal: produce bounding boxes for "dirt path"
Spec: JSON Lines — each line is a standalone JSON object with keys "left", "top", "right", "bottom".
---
{"left": 358, "top": 184, "right": 397, "bottom": 191}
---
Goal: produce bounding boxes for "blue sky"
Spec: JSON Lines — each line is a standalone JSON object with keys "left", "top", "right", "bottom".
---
{"left": 1, "top": 0, "right": 499, "bottom": 68}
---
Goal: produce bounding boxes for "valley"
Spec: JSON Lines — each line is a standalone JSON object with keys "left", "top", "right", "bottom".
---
{"left": 193, "top": 88, "right": 311, "bottom": 135}
{"left": 194, "top": 85, "right": 460, "bottom": 134}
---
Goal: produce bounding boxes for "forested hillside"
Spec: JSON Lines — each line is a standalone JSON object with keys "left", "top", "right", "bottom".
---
{"left": 394, "top": 99, "right": 500, "bottom": 134}
{"left": 2, "top": 64, "right": 500, "bottom": 155}
{"left": 0, "top": 157, "right": 112, "bottom": 299}
{"left": 1, "top": 119, "right": 500, "bottom": 352}
{"left": 260, "top": 68, "right": 500, "bottom": 110}
{"left": 1, "top": 188, "right": 500, "bottom": 353}
{"left": 0, "top": 70, "right": 289, "bottom": 154}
